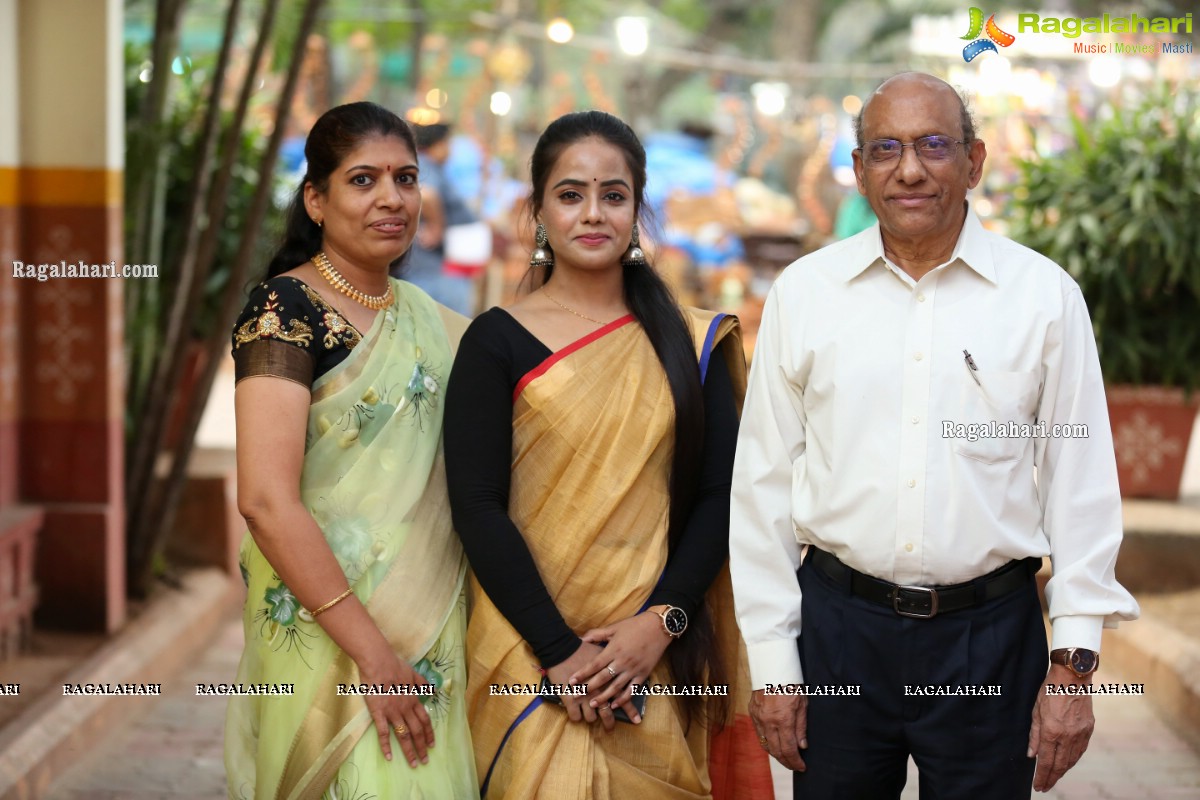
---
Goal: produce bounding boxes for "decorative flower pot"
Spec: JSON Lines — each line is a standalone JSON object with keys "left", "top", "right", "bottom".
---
{"left": 1107, "top": 385, "right": 1200, "bottom": 500}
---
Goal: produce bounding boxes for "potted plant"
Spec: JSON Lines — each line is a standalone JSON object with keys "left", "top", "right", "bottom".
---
{"left": 1009, "top": 83, "right": 1200, "bottom": 499}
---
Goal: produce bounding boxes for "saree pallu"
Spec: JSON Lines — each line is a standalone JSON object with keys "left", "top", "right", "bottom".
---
{"left": 467, "top": 310, "right": 771, "bottom": 799}
{"left": 226, "top": 280, "right": 478, "bottom": 800}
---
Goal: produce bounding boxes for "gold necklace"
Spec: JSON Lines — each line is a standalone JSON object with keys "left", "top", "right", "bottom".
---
{"left": 312, "top": 252, "right": 394, "bottom": 310}
{"left": 541, "top": 286, "right": 616, "bottom": 325}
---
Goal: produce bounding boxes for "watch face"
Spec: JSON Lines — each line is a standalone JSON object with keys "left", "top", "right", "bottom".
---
{"left": 1071, "top": 649, "right": 1097, "bottom": 674}
{"left": 664, "top": 607, "right": 688, "bottom": 635}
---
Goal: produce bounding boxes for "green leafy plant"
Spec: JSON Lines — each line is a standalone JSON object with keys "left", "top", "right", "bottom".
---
{"left": 1009, "top": 83, "right": 1200, "bottom": 393}
{"left": 123, "top": 0, "right": 326, "bottom": 597}
{"left": 124, "top": 43, "right": 275, "bottom": 417}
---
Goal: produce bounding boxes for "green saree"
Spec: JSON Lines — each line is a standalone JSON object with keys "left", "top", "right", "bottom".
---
{"left": 226, "top": 279, "right": 478, "bottom": 800}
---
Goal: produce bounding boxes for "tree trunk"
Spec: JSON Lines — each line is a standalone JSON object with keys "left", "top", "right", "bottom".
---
{"left": 128, "top": 0, "right": 185, "bottom": 271}
{"left": 770, "top": 0, "right": 820, "bottom": 65}
{"left": 409, "top": 0, "right": 426, "bottom": 95}
{"left": 124, "top": 0, "right": 185, "bottom": 421}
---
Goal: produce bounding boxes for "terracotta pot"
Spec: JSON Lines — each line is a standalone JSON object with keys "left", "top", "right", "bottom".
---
{"left": 1107, "top": 385, "right": 1200, "bottom": 500}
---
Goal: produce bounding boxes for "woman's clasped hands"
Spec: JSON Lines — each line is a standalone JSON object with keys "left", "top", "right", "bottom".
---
{"left": 552, "top": 612, "right": 673, "bottom": 732}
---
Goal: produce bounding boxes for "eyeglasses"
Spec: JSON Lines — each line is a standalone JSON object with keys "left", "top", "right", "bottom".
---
{"left": 858, "top": 135, "right": 967, "bottom": 166}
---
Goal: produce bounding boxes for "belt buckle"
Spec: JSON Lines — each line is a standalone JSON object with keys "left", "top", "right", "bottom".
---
{"left": 891, "top": 585, "right": 939, "bottom": 619}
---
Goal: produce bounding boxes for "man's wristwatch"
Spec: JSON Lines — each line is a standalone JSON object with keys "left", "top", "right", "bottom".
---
{"left": 1049, "top": 647, "right": 1100, "bottom": 677}
{"left": 647, "top": 604, "right": 688, "bottom": 638}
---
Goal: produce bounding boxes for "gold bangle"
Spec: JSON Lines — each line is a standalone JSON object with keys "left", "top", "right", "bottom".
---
{"left": 309, "top": 587, "right": 354, "bottom": 618}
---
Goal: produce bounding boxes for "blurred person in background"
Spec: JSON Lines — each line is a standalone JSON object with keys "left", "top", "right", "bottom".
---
{"left": 395, "top": 122, "right": 484, "bottom": 316}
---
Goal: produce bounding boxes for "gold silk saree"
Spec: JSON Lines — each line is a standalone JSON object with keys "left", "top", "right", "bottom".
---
{"left": 467, "top": 309, "right": 771, "bottom": 799}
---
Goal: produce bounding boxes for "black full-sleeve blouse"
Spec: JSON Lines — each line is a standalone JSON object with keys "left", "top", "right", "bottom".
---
{"left": 444, "top": 308, "right": 739, "bottom": 669}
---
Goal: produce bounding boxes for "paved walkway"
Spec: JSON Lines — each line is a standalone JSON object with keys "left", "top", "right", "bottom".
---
{"left": 37, "top": 611, "right": 1200, "bottom": 800}
{"left": 41, "top": 618, "right": 241, "bottom": 800}
{"left": 900, "top": 687, "right": 1200, "bottom": 800}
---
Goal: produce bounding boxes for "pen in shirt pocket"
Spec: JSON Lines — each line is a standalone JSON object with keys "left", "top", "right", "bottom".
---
{"left": 963, "top": 349, "right": 981, "bottom": 385}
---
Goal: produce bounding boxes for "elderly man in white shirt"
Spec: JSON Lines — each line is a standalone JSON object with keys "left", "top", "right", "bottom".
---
{"left": 730, "top": 72, "right": 1139, "bottom": 800}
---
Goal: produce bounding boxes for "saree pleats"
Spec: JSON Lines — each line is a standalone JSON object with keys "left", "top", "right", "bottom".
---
{"left": 467, "top": 311, "right": 770, "bottom": 799}
{"left": 225, "top": 280, "right": 478, "bottom": 800}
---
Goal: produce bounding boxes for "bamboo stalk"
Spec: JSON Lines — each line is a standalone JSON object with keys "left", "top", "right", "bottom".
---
{"left": 130, "top": 0, "right": 328, "bottom": 596}
{"left": 124, "top": 0, "right": 253, "bottom": 575}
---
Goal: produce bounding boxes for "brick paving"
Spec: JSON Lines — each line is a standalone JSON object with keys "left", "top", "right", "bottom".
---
{"left": 40, "top": 612, "right": 1200, "bottom": 800}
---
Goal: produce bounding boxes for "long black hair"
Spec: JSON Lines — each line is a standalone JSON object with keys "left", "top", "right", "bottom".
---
{"left": 264, "top": 102, "right": 418, "bottom": 278}
{"left": 528, "top": 110, "right": 726, "bottom": 728}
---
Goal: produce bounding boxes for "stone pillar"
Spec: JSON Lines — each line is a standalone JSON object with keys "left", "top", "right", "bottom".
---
{"left": 0, "top": 0, "right": 19, "bottom": 511}
{"left": 15, "top": 0, "right": 126, "bottom": 632}
{"left": 0, "top": 0, "right": 46, "bottom": 659}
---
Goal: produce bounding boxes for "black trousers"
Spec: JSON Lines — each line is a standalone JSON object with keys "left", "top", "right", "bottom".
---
{"left": 792, "top": 554, "right": 1047, "bottom": 800}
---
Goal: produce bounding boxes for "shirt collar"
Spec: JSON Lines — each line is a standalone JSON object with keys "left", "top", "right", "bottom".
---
{"left": 835, "top": 202, "right": 996, "bottom": 285}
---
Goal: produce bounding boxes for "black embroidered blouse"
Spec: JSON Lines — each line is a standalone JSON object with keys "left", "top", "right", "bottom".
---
{"left": 231, "top": 276, "right": 363, "bottom": 387}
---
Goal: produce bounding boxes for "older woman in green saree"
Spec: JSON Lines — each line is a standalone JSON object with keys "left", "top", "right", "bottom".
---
{"left": 226, "top": 102, "right": 477, "bottom": 800}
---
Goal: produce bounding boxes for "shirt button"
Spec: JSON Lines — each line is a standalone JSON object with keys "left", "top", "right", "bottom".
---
{"left": 917, "top": 294, "right": 926, "bottom": 302}
{"left": 905, "top": 543, "right": 914, "bottom": 552}
{"left": 914, "top": 352, "right": 923, "bottom": 361}
{"left": 911, "top": 416, "right": 920, "bottom": 424}
{"left": 908, "top": 478, "right": 917, "bottom": 488}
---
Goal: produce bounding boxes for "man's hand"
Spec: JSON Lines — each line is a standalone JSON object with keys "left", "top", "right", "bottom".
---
{"left": 750, "top": 688, "right": 808, "bottom": 772}
{"left": 1028, "top": 665, "right": 1095, "bottom": 792}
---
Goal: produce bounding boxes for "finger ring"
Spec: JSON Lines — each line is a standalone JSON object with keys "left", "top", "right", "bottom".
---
{"left": 759, "top": 735, "right": 768, "bottom": 748}
{"left": 393, "top": 724, "right": 409, "bottom": 737}
{"left": 598, "top": 702, "right": 612, "bottom": 711}
{"left": 607, "top": 664, "right": 617, "bottom": 677}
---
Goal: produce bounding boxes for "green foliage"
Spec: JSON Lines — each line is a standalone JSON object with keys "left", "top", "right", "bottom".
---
{"left": 660, "top": 0, "right": 711, "bottom": 32}
{"left": 158, "top": 72, "right": 276, "bottom": 334}
{"left": 124, "top": 42, "right": 279, "bottom": 426}
{"left": 1008, "top": 84, "right": 1200, "bottom": 392}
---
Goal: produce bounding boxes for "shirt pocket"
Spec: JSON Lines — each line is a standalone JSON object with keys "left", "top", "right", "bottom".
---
{"left": 954, "top": 369, "right": 1040, "bottom": 465}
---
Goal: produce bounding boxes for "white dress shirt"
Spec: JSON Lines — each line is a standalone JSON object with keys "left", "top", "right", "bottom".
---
{"left": 729, "top": 207, "right": 1140, "bottom": 688}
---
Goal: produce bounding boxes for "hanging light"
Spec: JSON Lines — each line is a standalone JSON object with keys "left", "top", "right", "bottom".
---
{"left": 547, "top": 18, "right": 574, "bottom": 44}
{"left": 490, "top": 91, "right": 513, "bottom": 116}
{"left": 615, "top": 17, "right": 649, "bottom": 56}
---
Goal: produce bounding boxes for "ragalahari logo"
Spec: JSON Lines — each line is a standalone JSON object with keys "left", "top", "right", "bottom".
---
{"left": 961, "top": 7, "right": 1015, "bottom": 61}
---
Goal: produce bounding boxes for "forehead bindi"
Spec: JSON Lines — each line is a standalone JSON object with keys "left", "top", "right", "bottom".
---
{"left": 342, "top": 136, "right": 415, "bottom": 170}
{"left": 549, "top": 141, "right": 632, "bottom": 186}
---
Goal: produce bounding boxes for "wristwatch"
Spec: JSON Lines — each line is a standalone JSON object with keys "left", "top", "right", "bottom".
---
{"left": 647, "top": 604, "right": 688, "bottom": 638}
{"left": 1049, "top": 647, "right": 1100, "bottom": 677}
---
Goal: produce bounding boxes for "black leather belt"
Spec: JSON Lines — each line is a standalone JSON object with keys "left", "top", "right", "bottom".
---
{"left": 808, "top": 548, "right": 1041, "bottom": 619}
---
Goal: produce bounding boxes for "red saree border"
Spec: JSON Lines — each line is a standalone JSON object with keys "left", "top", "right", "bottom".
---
{"left": 512, "top": 314, "right": 636, "bottom": 403}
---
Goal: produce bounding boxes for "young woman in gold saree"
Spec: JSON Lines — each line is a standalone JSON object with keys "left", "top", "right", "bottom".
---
{"left": 227, "top": 102, "right": 478, "bottom": 800}
{"left": 445, "top": 111, "right": 772, "bottom": 799}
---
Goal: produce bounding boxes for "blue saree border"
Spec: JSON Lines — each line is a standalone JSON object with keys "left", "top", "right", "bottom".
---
{"left": 699, "top": 313, "right": 727, "bottom": 385}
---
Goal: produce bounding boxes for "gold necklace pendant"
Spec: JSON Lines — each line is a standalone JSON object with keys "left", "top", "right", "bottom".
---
{"left": 312, "top": 252, "right": 394, "bottom": 310}
{"left": 540, "top": 286, "right": 616, "bottom": 325}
